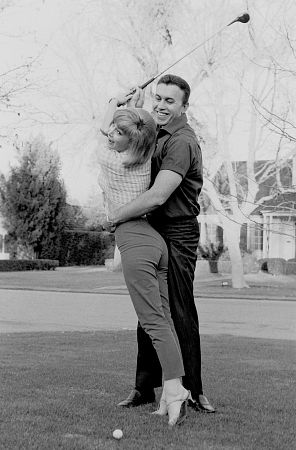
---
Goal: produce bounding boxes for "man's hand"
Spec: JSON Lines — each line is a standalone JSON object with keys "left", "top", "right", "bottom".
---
{"left": 127, "top": 87, "right": 145, "bottom": 108}
{"left": 115, "top": 91, "right": 134, "bottom": 107}
{"left": 102, "top": 219, "right": 116, "bottom": 233}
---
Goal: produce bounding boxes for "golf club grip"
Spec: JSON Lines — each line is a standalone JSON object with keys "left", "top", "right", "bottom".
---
{"left": 139, "top": 76, "right": 156, "bottom": 89}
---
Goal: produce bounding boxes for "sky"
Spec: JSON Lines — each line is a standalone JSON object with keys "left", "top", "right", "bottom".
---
{"left": 0, "top": 1, "right": 96, "bottom": 203}
{"left": 0, "top": 0, "right": 295, "bottom": 206}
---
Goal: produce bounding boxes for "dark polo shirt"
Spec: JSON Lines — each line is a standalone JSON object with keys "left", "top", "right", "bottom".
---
{"left": 149, "top": 113, "right": 203, "bottom": 222}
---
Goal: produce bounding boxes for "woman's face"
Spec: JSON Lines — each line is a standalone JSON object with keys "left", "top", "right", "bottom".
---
{"left": 107, "top": 122, "right": 130, "bottom": 153}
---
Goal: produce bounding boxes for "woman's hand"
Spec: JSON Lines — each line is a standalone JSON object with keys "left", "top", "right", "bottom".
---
{"left": 101, "top": 89, "right": 134, "bottom": 134}
{"left": 114, "top": 89, "right": 135, "bottom": 107}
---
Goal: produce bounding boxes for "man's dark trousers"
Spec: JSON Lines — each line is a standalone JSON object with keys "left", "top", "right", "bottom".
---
{"left": 135, "top": 217, "right": 203, "bottom": 401}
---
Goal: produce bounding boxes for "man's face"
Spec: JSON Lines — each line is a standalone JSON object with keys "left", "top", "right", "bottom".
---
{"left": 152, "top": 83, "right": 188, "bottom": 126}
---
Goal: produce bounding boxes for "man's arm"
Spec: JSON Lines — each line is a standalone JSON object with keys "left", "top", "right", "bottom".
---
{"left": 109, "top": 169, "right": 182, "bottom": 225}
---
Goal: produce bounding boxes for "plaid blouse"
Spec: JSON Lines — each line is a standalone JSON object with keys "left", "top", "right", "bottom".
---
{"left": 97, "top": 144, "right": 151, "bottom": 217}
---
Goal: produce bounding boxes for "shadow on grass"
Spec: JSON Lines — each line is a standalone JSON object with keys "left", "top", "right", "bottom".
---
{"left": 0, "top": 331, "right": 295, "bottom": 449}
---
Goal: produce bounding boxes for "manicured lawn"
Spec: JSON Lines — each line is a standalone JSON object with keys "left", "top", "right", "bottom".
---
{"left": 0, "top": 331, "right": 295, "bottom": 449}
{"left": 0, "top": 267, "right": 125, "bottom": 293}
{"left": 0, "top": 267, "right": 295, "bottom": 299}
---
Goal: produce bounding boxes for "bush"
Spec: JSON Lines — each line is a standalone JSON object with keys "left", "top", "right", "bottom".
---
{"left": 58, "top": 230, "right": 115, "bottom": 266}
{"left": 197, "top": 243, "right": 224, "bottom": 273}
{"left": 268, "top": 258, "right": 287, "bottom": 275}
{"left": 258, "top": 258, "right": 287, "bottom": 275}
{"left": 217, "top": 251, "right": 259, "bottom": 274}
{"left": 286, "top": 258, "right": 296, "bottom": 275}
{"left": 242, "top": 253, "right": 259, "bottom": 273}
{"left": 0, "top": 259, "right": 59, "bottom": 272}
{"left": 258, "top": 259, "right": 268, "bottom": 272}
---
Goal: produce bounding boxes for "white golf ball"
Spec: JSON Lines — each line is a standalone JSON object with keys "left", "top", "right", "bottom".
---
{"left": 113, "top": 429, "right": 123, "bottom": 440}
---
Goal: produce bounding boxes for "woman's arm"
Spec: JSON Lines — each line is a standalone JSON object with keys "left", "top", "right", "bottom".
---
{"left": 100, "top": 89, "right": 140, "bottom": 136}
{"left": 100, "top": 98, "right": 119, "bottom": 136}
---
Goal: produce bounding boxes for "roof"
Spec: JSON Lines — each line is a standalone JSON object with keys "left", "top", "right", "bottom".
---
{"left": 252, "top": 192, "right": 296, "bottom": 215}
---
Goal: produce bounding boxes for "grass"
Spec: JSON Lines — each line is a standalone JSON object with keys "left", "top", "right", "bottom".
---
{"left": 0, "top": 331, "right": 295, "bottom": 449}
{"left": 0, "top": 267, "right": 126, "bottom": 293}
{"left": 0, "top": 267, "right": 295, "bottom": 299}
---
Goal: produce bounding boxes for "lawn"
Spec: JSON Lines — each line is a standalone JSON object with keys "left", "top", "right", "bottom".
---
{"left": 0, "top": 267, "right": 126, "bottom": 293}
{"left": 0, "top": 331, "right": 295, "bottom": 449}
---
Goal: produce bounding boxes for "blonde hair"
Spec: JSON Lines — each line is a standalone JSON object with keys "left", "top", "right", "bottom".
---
{"left": 113, "top": 108, "right": 156, "bottom": 168}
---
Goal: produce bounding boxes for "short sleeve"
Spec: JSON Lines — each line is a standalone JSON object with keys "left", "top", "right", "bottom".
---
{"left": 159, "top": 136, "right": 191, "bottom": 178}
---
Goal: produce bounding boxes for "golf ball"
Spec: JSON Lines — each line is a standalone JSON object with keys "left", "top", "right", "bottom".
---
{"left": 113, "top": 429, "right": 123, "bottom": 440}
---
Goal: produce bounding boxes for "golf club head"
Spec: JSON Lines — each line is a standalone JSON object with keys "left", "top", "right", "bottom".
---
{"left": 237, "top": 13, "right": 250, "bottom": 23}
{"left": 227, "top": 13, "right": 250, "bottom": 26}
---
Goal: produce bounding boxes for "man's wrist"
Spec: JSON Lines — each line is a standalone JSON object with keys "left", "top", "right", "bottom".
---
{"left": 108, "top": 216, "right": 116, "bottom": 226}
{"left": 102, "top": 219, "right": 116, "bottom": 232}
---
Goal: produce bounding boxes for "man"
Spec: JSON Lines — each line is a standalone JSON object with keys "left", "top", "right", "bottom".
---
{"left": 109, "top": 74, "right": 215, "bottom": 413}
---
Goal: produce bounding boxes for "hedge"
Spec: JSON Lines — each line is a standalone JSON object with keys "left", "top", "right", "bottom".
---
{"left": 0, "top": 259, "right": 59, "bottom": 272}
{"left": 58, "top": 230, "right": 115, "bottom": 266}
{"left": 258, "top": 258, "right": 289, "bottom": 275}
{"left": 286, "top": 258, "right": 296, "bottom": 275}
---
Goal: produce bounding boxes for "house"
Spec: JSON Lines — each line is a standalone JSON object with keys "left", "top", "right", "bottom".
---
{"left": 199, "top": 159, "right": 296, "bottom": 261}
{"left": 249, "top": 191, "right": 296, "bottom": 260}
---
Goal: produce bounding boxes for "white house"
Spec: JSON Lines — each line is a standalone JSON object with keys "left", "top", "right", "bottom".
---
{"left": 199, "top": 159, "right": 296, "bottom": 261}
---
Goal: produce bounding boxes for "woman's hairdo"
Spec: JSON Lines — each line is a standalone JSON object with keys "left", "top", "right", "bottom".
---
{"left": 113, "top": 107, "right": 156, "bottom": 168}
{"left": 136, "top": 117, "right": 144, "bottom": 130}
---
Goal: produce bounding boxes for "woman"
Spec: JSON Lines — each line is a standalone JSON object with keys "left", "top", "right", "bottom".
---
{"left": 97, "top": 90, "right": 191, "bottom": 427}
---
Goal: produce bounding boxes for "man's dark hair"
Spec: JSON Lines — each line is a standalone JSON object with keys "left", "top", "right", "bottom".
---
{"left": 157, "top": 74, "right": 191, "bottom": 105}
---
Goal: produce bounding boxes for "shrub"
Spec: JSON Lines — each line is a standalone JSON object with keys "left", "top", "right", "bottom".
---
{"left": 258, "top": 259, "right": 268, "bottom": 272}
{"left": 242, "top": 253, "right": 259, "bottom": 273}
{"left": 0, "top": 137, "right": 67, "bottom": 260}
{"left": 286, "top": 258, "right": 296, "bottom": 275}
{"left": 0, "top": 259, "right": 59, "bottom": 272}
{"left": 197, "top": 243, "right": 224, "bottom": 273}
{"left": 258, "top": 258, "right": 287, "bottom": 275}
{"left": 58, "top": 230, "right": 115, "bottom": 266}
{"left": 267, "top": 258, "right": 287, "bottom": 275}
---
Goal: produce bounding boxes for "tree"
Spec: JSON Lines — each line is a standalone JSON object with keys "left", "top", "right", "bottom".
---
{"left": 0, "top": 1, "right": 44, "bottom": 129}
{"left": 0, "top": 136, "right": 67, "bottom": 259}
{"left": 66, "top": 0, "right": 295, "bottom": 287}
{"left": 193, "top": 0, "right": 296, "bottom": 287}
{"left": 2, "top": 0, "right": 295, "bottom": 284}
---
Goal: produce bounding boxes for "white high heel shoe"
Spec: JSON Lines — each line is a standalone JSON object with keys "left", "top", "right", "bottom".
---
{"left": 167, "top": 390, "right": 192, "bottom": 427}
{"left": 151, "top": 398, "right": 167, "bottom": 416}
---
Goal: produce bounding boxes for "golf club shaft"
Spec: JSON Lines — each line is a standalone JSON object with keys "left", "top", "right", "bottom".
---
{"left": 138, "top": 13, "right": 249, "bottom": 90}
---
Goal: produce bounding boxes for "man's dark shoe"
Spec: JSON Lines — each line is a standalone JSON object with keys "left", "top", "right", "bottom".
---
{"left": 117, "top": 389, "right": 155, "bottom": 408}
{"left": 189, "top": 394, "right": 215, "bottom": 413}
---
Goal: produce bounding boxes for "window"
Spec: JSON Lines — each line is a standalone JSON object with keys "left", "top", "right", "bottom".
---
{"left": 249, "top": 223, "right": 263, "bottom": 251}
{"left": 203, "top": 223, "right": 223, "bottom": 245}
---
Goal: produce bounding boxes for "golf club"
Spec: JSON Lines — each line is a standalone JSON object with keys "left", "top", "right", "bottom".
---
{"left": 138, "top": 12, "right": 250, "bottom": 90}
